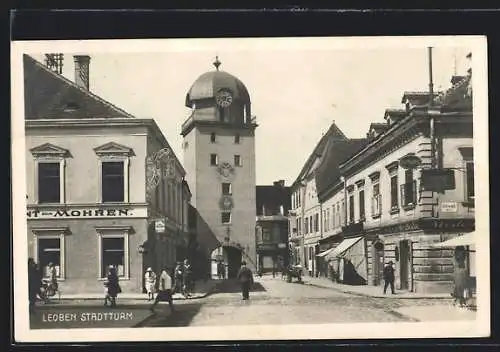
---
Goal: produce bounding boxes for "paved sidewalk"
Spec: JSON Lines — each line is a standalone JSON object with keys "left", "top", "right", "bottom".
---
{"left": 394, "top": 304, "right": 477, "bottom": 322}
{"left": 303, "top": 276, "right": 452, "bottom": 299}
{"left": 46, "top": 279, "right": 222, "bottom": 305}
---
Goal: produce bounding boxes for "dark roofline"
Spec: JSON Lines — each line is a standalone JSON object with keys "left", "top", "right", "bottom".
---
{"left": 292, "top": 122, "right": 347, "bottom": 187}
{"left": 401, "top": 91, "right": 440, "bottom": 104}
{"left": 25, "top": 54, "right": 136, "bottom": 119}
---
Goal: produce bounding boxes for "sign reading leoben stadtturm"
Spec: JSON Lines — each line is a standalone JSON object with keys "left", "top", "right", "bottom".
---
{"left": 26, "top": 206, "right": 148, "bottom": 219}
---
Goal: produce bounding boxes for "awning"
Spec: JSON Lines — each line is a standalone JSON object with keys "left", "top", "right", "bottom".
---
{"left": 430, "top": 232, "right": 476, "bottom": 248}
{"left": 316, "top": 247, "right": 336, "bottom": 258}
{"left": 325, "top": 236, "right": 363, "bottom": 259}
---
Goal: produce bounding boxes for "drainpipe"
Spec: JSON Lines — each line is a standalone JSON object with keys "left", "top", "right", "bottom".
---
{"left": 340, "top": 176, "right": 348, "bottom": 229}
{"left": 428, "top": 47, "right": 437, "bottom": 218}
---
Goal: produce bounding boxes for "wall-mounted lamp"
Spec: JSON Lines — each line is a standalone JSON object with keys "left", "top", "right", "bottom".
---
{"left": 138, "top": 244, "right": 148, "bottom": 254}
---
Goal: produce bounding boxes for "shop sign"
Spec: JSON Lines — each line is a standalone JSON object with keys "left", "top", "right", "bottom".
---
{"left": 278, "top": 243, "right": 287, "bottom": 249}
{"left": 155, "top": 219, "right": 166, "bottom": 233}
{"left": 424, "top": 218, "right": 475, "bottom": 231}
{"left": 26, "top": 207, "right": 146, "bottom": 219}
{"left": 441, "top": 202, "right": 458, "bottom": 213}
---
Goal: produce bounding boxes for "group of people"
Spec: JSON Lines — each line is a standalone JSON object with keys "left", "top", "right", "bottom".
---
{"left": 28, "top": 258, "right": 58, "bottom": 312}
{"left": 144, "top": 259, "right": 194, "bottom": 310}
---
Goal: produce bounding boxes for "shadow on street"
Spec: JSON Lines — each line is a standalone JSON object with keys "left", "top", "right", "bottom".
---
{"left": 213, "top": 279, "right": 266, "bottom": 294}
{"left": 134, "top": 302, "right": 203, "bottom": 327}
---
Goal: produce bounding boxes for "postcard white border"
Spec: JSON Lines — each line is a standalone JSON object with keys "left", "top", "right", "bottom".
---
{"left": 12, "top": 36, "right": 490, "bottom": 342}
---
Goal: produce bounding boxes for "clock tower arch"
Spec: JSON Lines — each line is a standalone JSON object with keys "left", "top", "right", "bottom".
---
{"left": 181, "top": 57, "right": 258, "bottom": 277}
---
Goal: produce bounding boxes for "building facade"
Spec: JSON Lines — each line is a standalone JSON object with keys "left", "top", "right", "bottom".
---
{"left": 310, "top": 53, "right": 474, "bottom": 293}
{"left": 24, "top": 54, "right": 189, "bottom": 294}
{"left": 255, "top": 180, "right": 291, "bottom": 273}
{"left": 181, "top": 58, "right": 258, "bottom": 278}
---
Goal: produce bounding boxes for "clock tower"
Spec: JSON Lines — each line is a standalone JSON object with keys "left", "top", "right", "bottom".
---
{"left": 181, "top": 57, "right": 258, "bottom": 277}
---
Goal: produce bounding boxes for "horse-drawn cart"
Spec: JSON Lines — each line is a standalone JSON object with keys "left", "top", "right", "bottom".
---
{"left": 285, "top": 265, "right": 303, "bottom": 283}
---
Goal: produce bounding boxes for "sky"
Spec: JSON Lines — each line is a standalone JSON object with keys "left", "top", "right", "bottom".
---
{"left": 31, "top": 39, "right": 471, "bottom": 186}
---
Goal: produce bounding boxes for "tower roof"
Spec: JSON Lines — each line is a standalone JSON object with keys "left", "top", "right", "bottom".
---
{"left": 185, "top": 58, "right": 250, "bottom": 107}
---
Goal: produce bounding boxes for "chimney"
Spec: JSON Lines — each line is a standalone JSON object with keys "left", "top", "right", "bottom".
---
{"left": 74, "top": 55, "right": 91, "bottom": 90}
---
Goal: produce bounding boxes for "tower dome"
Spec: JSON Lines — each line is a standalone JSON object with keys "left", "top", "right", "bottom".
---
{"left": 185, "top": 57, "right": 250, "bottom": 107}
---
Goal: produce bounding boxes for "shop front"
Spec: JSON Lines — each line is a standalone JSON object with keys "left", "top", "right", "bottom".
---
{"left": 27, "top": 204, "right": 152, "bottom": 294}
{"left": 365, "top": 218, "right": 475, "bottom": 294}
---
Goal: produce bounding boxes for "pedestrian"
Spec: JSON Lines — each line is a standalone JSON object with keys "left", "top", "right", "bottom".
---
{"left": 104, "top": 265, "right": 121, "bottom": 307}
{"left": 173, "top": 261, "right": 184, "bottom": 294}
{"left": 144, "top": 267, "right": 157, "bottom": 301}
{"left": 182, "top": 259, "right": 193, "bottom": 298}
{"left": 217, "top": 261, "right": 225, "bottom": 280}
{"left": 48, "top": 262, "right": 58, "bottom": 293}
{"left": 150, "top": 266, "right": 175, "bottom": 313}
{"left": 383, "top": 261, "right": 396, "bottom": 295}
{"left": 236, "top": 261, "right": 254, "bottom": 300}
{"left": 453, "top": 246, "right": 468, "bottom": 308}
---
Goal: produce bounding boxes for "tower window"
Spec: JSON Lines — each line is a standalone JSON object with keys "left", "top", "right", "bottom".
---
{"left": 234, "top": 155, "right": 241, "bottom": 167}
{"left": 235, "top": 134, "right": 240, "bottom": 144}
{"left": 210, "top": 154, "right": 218, "bottom": 166}
{"left": 221, "top": 212, "right": 231, "bottom": 224}
{"left": 210, "top": 133, "right": 216, "bottom": 143}
{"left": 222, "top": 183, "right": 232, "bottom": 195}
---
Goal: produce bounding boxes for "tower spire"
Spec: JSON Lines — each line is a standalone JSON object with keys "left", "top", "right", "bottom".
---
{"left": 213, "top": 55, "right": 221, "bottom": 71}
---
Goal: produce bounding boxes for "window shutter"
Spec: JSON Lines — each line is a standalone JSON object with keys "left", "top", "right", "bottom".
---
{"left": 400, "top": 183, "right": 406, "bottom": 206}
{"left": 412, "top": 180, "right": 417, "bottom": 204}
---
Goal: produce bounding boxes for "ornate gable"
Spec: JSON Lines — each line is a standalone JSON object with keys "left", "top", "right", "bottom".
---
{"left": 94, "top": 142, "right": 135, "bottom": 157}
{"left": 30, "top": 143, "right": 70, "bottom": 158}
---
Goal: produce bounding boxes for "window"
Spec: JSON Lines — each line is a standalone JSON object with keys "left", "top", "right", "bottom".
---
{"left": 309, "top": 215, "right": 313, "bottom": 233}
{"left": 97, "top": 227, "right": 131, "bottom": 279}
{"left": 234, "top": 155, "right": 242, "bottom": 167}
{"left": 297, "top": 217, "right": 302, "bottom": 235}
{"left": 210, "top": 154, "right": 218, "bottom": 166}
{"left": 314, "top": 213, "right": 319, "bottom": 232}
{"left": 262, "top": 227, "right": 271, "bottom": 241}
{"left": 222, "top": 183, "right": 232, "bottom": 195}
{"left": 466, "top": 162, "right": 475, "bottom": 202}
{"left": 371, "top": 183, "right": 381, "bottom": 217}
{"left": 102, "top": 161, "right": 125, "bottom": 202}
{"left": 304, "top": 218, "right": 309, "bottom": 234}
{"left": 38, "top": 162, "right": 61, "bottom": 203}
{"left": 359, "top": 189, "right": 365, "bottom": 220}
{"left": 390, "top": 175, "right": 399, "bottom": 210}
{"left": 400, "top": 169, "right": 417, "bottom": 207}
{"left": 38, "top": 237, "right": 62, "bottom": 279}
{"left": 101, "top": 237, "right": 125, "bottom": 278}
{"left": 235, "top": 134, "right": 240, "bottom": 144}
{"left": 210, "top": 133, "right": 216, "bottom": 143}
{"left": 348, "top": 194, "right": 355, "bottom": 224}
{"left": 341, "top": 201, "right": 345, "bottom": 225}
{"left": 221, "top": 212, "right": 231, "bottom": 224}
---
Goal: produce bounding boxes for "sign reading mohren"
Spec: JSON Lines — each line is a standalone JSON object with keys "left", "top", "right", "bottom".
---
{"left": 27, "top": 207, "right": 147, "bottom": 219}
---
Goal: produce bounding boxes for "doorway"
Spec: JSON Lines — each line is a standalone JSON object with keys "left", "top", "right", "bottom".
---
{"left": 399, "top": 240, "right": 411, "bottom": 290}
{"left": 373, "top": 241, "right": 385, "bottom": 286}
{"left": 224, "top": 246, "right": 242, "bottom": 279}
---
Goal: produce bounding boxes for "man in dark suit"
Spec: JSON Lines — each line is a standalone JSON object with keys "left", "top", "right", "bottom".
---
{"left": 383, "top": 261, "right": 396, "bottom": 294}
{"left": 236, "top": 261, "right": 254, "bottom": 300}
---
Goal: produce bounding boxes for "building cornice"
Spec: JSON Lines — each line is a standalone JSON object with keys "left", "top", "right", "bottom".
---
{"left": 340, "top": 110, "right": 472, "bottom": 178}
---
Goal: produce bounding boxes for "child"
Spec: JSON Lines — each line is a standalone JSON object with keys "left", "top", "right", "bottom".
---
{"left": 144, "top": 267, "right": 157, "bottom": 301}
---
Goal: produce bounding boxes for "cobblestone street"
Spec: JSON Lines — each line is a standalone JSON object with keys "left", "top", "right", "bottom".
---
{"left": 138, "top": 276, "right": 474, "bottom": 327}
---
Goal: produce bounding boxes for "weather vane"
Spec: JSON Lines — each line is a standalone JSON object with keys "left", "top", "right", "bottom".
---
{"left": 213, "top": 55, "right": 221, "bottom": 71}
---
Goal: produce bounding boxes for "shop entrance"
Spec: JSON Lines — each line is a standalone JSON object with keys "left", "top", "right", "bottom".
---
{"left": 399, "top": 240, "right": 411, "bottom": 290}
{"left": 224, "top": 245, "right": 242, "bottom": 279}
{"left": 373, "top": 241, "right": 385, "bottom": 286}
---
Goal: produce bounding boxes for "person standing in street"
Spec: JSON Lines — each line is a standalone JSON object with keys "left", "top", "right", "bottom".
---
{"left": 28, "top": 258, "right": 38, "bottom": 313}
{"left": 144, "top": 267, "right": 157, "bottom": 301}
{"left": 236, "top": 261, "right": 254, "bottom": 300}
{"left": 383, "top": 261, "right": 396, "bottom": 294}
{"left": 182, "top": 259, "right": 193, "bottom": 298}
{"left": 150, "top": 266, "right": 175, "bottom": 313}
{"left": 104, "top": 265, "right": 121, "bottom": 307}
{"left": 173, "top": 261, "right": 184, "bottom": 294}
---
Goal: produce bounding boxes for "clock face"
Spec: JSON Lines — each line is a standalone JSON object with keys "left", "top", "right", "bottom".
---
{"left": 216, "top": 90, "right": 233, "bottom": 108}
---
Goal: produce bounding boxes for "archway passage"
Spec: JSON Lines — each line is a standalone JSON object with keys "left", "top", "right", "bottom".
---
{"left": 224, "top": 246, "right": 242, "bottom": 279}
{"left": 373, "top": 241, "right": 385, "bottom": 286}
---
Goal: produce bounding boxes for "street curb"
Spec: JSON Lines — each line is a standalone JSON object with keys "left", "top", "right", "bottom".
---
{"left": 133, "top": 281, "right": 224, "bottom": 328}
{"left": 44, "top": 281, "right": 222, "bottom": 306}
{"left": 305, "top": 282, "right": 453, "bottom": 300}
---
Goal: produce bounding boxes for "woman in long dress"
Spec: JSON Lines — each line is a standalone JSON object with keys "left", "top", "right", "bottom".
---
{"left": 104, "top": 265, "right": 121, "bottom": 307}
{"left": 144, "top": 267, "right": 157, "bottom": 301}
